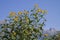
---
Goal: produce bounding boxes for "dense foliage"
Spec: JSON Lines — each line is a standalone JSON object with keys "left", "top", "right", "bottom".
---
{"left": 0, "top": 4, "right": 47, "bottom": 40}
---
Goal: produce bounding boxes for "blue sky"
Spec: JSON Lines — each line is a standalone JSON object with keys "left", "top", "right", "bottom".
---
{"left": 0, "top": 0, "right": 60, "bottom": 30}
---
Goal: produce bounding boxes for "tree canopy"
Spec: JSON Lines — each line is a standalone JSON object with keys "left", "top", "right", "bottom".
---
{"left": 0, "top": 4, "right": 47, "bottom": 40}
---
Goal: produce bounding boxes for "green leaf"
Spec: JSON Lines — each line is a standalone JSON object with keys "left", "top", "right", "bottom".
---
{"left": 44, "top": 38, "right": 49, "bottom": 40}
{"left": 11, "top": 35, "right": 16, "bottom": 40}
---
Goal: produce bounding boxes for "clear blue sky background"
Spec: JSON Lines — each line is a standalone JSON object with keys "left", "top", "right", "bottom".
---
{"left": 0, "top": 0, "right": 60, "bottom": 30}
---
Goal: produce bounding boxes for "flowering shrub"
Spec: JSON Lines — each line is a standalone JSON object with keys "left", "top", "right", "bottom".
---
{"left": 0, "top": 4, "right": 47, "bottom": 40}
